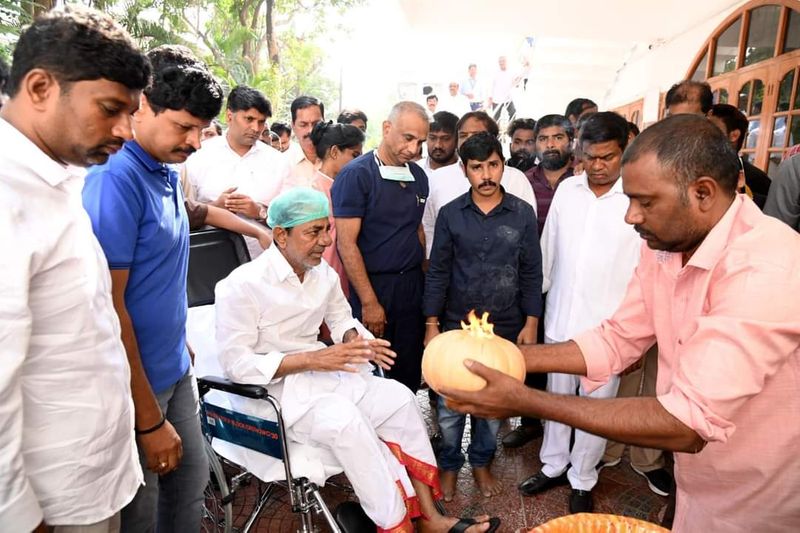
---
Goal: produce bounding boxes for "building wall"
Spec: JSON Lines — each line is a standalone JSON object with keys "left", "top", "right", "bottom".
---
{"left": 604, "top": 0, "right": 749, "bottom": 123}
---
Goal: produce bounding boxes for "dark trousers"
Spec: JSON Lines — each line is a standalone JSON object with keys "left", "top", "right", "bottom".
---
{"left": 520, "top": 296, "right": 547, "bottom": 427}
{"left": 350, "top": 268, "right": 425, "bottom": 393}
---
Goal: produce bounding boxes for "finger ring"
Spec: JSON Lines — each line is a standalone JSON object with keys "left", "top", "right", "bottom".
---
{"left": 159, "top": 462, "right": 167, "bottom": 468}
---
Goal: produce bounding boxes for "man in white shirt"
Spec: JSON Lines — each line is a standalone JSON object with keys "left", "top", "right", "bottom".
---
{"left": 423, "top": 111, "right": 537, "bottom": 257}
{"left": 0, "top": 6, "right": 149, "bottom": 531}
{"left": 517, "top": 112, "right": 641, "bottom": 514}
{"left": 185, "top": 85, "right": 289, "bottom": 258}
{"left": 283, "top": 95, "right": 325, "bottom": 188}
{"left": 215, "top": 188, "right": 497, "bottom": 533}
{"left": 488, "top": 56, "right": 519, "bottom": 122}
{"left": 461, "top": 63, "right": 484, "bottom": 111}
{"left": 419, "top": 111, "right": 459, "bottom": 178}
{"left": 438, "top": 82, "right": 471, "bottom": 118}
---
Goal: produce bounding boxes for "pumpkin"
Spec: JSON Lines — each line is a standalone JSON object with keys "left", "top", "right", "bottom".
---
{"left": 422, "top": 311, "right": 526, "bottom": 393}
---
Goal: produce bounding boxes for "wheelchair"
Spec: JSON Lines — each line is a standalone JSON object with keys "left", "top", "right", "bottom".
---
{"left": 188, "top": 229, "right": 374, "bottom": 533}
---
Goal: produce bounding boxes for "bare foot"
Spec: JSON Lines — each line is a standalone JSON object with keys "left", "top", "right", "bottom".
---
{"left": 440, "top": 470, "right": 458, "bottom": 502}
{"left": 472, "top": 466, "right": 503, "bottom": 498}
{"left": 418, "top": 514, "right": 493, "bottom": 533}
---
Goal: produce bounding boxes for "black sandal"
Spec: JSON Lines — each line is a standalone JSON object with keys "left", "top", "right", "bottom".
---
{"left": 448, "top": 516, "right": 501, "bottom": 533}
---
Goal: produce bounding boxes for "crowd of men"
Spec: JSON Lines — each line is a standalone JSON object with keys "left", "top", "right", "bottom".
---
{"left": 2, "top": 5, "right": 800, "bottom": 533}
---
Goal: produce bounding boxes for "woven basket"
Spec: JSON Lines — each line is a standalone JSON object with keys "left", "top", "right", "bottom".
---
{"left": 529, "top": 513, "right": 670, "bottom": 532}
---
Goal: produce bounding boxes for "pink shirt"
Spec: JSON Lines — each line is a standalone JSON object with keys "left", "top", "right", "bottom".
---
{"left": 313, "top": 171, "right": 349, "bottom": 297}
{"left": 575, "top": 195, "right": 800, "bottom": 532}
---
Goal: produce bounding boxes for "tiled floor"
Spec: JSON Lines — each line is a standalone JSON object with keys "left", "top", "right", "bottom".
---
{"left": 210, "top": 390, "right": 669, "bottom": 532}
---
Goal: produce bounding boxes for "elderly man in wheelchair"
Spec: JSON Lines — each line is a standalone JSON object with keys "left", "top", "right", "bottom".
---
{"left": 208, "top": 188, "right": 499, "bottom": 533}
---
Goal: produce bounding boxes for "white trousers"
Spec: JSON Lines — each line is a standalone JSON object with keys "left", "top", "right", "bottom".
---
{"left": 539, "top": 337, "right": 620, "bottom": 491}
{"left": 289, "top": 376, "right": 435, "bottom": 530}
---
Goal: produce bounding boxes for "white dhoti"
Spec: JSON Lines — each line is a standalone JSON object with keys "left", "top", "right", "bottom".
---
{"left": 539, "top": 336, "right": 620, "bottom": 491}
{"left": 289, "top": 375, "right": 439, "bottom": 531}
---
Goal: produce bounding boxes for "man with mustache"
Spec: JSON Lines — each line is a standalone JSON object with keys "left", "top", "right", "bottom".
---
{"left": 284, "top": 95, "right": 325, "bottom": 187}
{"left": 420, "top": 111, "right": 459, "bottom": 177}
{"left": 424, "top": 132, "right": 542, "bottom": 501}
{"left": 422, "top": 111, "right": 536, "bottom": 258}
{"left": 332, "top": 101, "right": 430, "bottom": 393}
{"left": 0, "top": 6, "right": 149, "bottom": 532}
{"left": 185, "top": 86, "right": 289, "bottom": 258}
{"left": 516, "top": 112, "right": 641, "bottom": 514}
{"left": 82, "top": 51, "right": 224, "bottom": 532}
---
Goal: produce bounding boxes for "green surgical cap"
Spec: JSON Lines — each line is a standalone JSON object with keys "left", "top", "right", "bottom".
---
{"left": 267, "top": 187, "right": 330, "bottom": 229}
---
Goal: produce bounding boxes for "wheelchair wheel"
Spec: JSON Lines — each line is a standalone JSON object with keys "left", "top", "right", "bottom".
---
{"left": 201, "top": 440, "right": 233, "bottom": 533}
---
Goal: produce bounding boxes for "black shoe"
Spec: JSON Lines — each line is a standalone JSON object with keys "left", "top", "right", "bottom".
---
{"left": 631, "top": 466, "right": 672, "bottom": 497}
{"left": 569, "top": 489, "right": 593, "bottom": 513}
{"left": 501, "top": 424, "right": 543, "bottom": 448}
{"left": 518, "top": 470, "right": 569, "bottom": 496}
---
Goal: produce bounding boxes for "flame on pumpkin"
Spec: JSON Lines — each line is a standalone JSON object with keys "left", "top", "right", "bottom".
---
{"left": 460, "top": 310, "right": 495, "bottom": 339}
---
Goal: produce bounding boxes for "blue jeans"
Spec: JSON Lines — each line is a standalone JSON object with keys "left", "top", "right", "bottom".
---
{"left": 121, "top": 367, "right": 208, "bottom": 533}
{"left": 436, "top": 395, "right": 500, "bottom": 471}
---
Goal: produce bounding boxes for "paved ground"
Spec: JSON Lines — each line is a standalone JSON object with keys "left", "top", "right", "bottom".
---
{"left": 216, "top": 390, "right": 669, "bottom": 532}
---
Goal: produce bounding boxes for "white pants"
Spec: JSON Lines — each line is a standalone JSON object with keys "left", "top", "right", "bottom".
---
{"left": 539, "top": 337, "right": 620, "bottom": 491}
{"left": 289, "top": 376, "right": 435, "bottom": 530}
{"left": 54, "top": 513, "right": 120, "bottom": 533}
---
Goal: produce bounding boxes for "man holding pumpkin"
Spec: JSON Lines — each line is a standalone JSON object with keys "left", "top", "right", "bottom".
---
{"left": 423, "top": 132, "right": 542, "bottom": 502}
{"left": 440, "top": 115, "right": 800, "bottom": 532}
{"left": 214, "top": 187, "right": 499, "bottom": 533}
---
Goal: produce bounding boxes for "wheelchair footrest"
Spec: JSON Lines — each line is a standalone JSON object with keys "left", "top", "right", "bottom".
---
{"left": 333, "top": 502, "right": 375, "bottom": 533}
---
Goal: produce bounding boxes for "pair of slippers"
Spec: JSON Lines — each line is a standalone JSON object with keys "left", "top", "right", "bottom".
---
{"left": 335, "top": 502, "right": 502, "bottom": 532}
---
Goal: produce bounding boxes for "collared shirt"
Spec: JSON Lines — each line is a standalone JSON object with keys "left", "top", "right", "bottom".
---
{"left": 460, "top": 76, "right": 484, "bottom": 105}
{"left": 438, "top": 93, "right": 471, "bottom": 118}
{"left": 0, "top": 118, "right": 142, "bottom": 530}
{"left": 422, "top": 162, "right": 537, "bottom": 257}
{"left": 331, "top": 150, "right": 428, "bottom": 274}
{"left": 490, "top": 69, "right": 515, "bottom": 103}
{"left": 541, "top": 173, "right": 640, "bottom": 342}
{"left": 574, "top": 195, "right": 800, "bottom": 532}
{"left": 83, "top": 141, "right": 190, "bottom": 394}
{"left": 184, "top": 133, "right": 290, "bottom": 258}
{"left": 284, "top": 140, "right": 321, "bottom": 189}
{"left": 525, "top": 163, "right": 574, "bottom": 236}
{"left": 423, "top": 189, "right": 542, "bottom": 336}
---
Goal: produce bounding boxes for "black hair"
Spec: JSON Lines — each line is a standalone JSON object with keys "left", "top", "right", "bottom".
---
{"left": 337, "top": 109, "right": 368, "bottom": 126}
{"left": 270, "top": 121, "right": 292, "bottom": 137}
{"left": 227, "top": 85, "right": 272, "bottom": 117}
{"left": 534, "top": 114, "right": 574, "bottom": 140}
{"left": 579, "top": 111, "right": 630, "bottom": 151}
{"left": 564, "top": 98, "right": 597, "bottom": 120}
{"left": 0, "top": 56, "right": 9, "bottom": 95}
{"left": 458, "top": 131, "right": 503, "bottom": 163}
{"left": 507, "top": 117, "right": 536, "bottom": 138}
{"left": 290, "top": 95, "right": 324, "bottom": 123}
{"left": 627, "top": 121, "right": 641, "bottom": 137}
{"left": 665, "top": 80, "right": 713, "bottom": 114}
{"left": 7, "top": 5, "right": 150, "bottom": 97}
{"left": 144, "top": 46, "right": 222, "bottom": 121}
{"left": 309, "top": 121, "right": 365, "bottom": 160}
{"left": 426, "top": 94, "right": 438, "bottom": 102}
{"left": 709, "top": 103, "right": 748, "bottom": 152}
{"left": 430, "top": 111, "right": 458, "bottom": 135}
{"left": 209, "top": 119, "right": 222, "bottom": 135}
{"left": 456, "top": 111, "right": 499, "bottom": 137}
{"left": 622, "top": 114, "right": 739, "bottom": 199}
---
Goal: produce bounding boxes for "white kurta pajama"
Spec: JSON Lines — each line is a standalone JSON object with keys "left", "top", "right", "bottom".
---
{"left": 215, "top": 245, "right": 441, "bottom": 531}
{"left": 538, "top": 173, "right": 642, "bottom": 491}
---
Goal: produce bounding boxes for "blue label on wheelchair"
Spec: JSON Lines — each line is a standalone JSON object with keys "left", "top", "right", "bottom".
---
{"left": 201, "top": 403, "right": 284, "bottom": 459}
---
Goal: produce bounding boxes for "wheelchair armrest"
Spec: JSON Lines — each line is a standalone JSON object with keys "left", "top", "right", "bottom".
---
{"left": 197, "top": 375, "right": 269, "bottom": 400}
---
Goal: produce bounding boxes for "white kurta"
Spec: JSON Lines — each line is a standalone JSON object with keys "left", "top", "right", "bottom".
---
{"left": 214, "top": 245, "right": 439, "bottom": 529}
{"left": 538, "top": 173, "right": 641, "bottom": 491}
{"left": 422, "top": 162, "right": 537, "bottom": 257}
{"left": 184, "top": 134, "right": 290, "bottom": 258}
